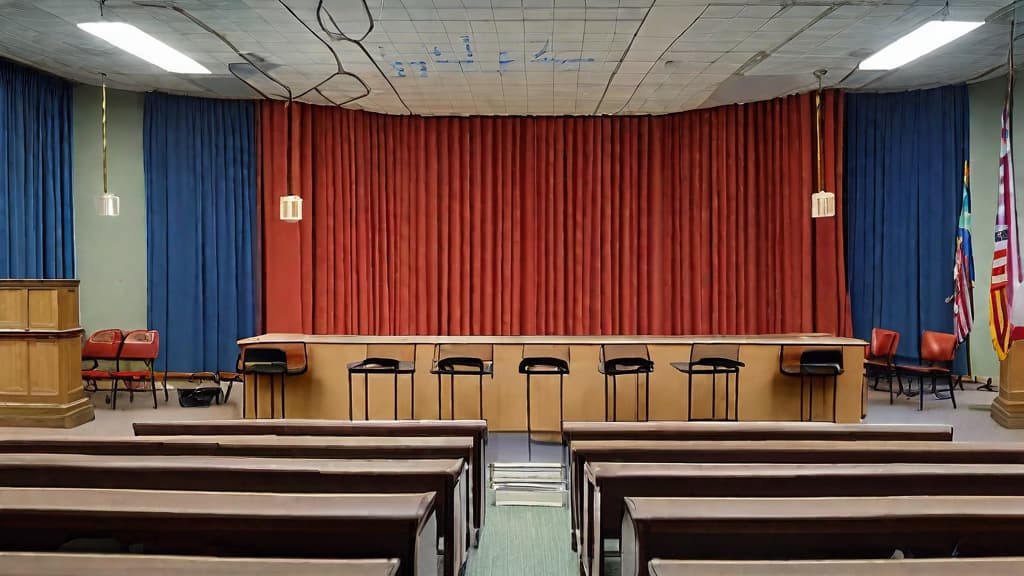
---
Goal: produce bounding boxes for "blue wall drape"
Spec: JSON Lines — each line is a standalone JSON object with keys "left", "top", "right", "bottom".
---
{"left": 845, "top": 86, "right": 969, "bottom": 371}
{"left": 0, "top": 60, "right": 74, "bottom": 278}
{"left": 144, "top": 93, "right": 256, "bottom": 373}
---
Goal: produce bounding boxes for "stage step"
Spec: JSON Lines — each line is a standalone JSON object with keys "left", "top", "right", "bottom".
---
{"left": 489, "top": 462, "right": 566, "bottom": 507}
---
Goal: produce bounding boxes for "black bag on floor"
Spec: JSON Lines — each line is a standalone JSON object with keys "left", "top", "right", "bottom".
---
{"left": 177, "top": 387, "right": 222, "bottom": 407}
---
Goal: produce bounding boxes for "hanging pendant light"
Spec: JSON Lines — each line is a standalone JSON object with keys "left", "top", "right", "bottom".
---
{"left": 279, "top": 99, "right": 302, "bottom": 222}
{"left": 96, "top": 73, "right": 120, "bottom": 217}
{"left": 811, "top": 69, "right": 835, "bottom": 219}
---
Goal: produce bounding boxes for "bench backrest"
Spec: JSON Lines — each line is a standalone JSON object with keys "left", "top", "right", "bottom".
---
{"left": 0, "top": 488, "right": 435, "bottom": 576}
{"left": 648, "top": 558, "right": 1024, "bottom": 576}
{"left": 622, "top": 496, "right": 1024, "bottom": 576}
{"left": 561, "top": 421, "right": 953, "bottom": 444}
{"left": 0, "top": 553, "right": 401, "bottom": 576}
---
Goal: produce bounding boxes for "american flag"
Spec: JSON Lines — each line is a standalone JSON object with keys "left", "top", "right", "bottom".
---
{"left": 990, "top": 68, "right": 1022, "bottom": 361}
{"left": 953, "top": 162, "right": 973, "bottom": 344}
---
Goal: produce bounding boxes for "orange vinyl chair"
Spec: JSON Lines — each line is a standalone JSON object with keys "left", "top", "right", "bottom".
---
{"left": 109, "top": 329, "right": 165, "bottom": 410}
{"left": 897, "top": 330, "right": 959, "bottom": 411}
{"left": 81, "top": 329, "right": 125, "bottom": 399}
{"left": 864, "top": 328, "right": 901, "bottom": 404}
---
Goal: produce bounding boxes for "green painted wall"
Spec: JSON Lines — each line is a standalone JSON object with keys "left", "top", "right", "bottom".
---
{"left": 72, "top": 85, "right": 148, "bottom": 336}
{"left": 968, "top": 76, "right": 1024, "bottom": 383}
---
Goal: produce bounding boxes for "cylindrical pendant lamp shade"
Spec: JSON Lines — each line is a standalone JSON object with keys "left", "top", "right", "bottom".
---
{"left": 280, "top": 194, "right": 303, "bottom": 222}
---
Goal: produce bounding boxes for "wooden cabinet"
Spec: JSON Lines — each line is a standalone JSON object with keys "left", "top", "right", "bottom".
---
{"left": 0, "top": 280, "right": 94, "bottom": 428}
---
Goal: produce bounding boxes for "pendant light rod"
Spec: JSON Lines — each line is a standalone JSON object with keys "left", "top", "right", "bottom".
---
{"left": 814, "top": 68, "right": 826, "bottom": 194}
{"left": 101, "top": 73, "right": 108, "bottom": 197}
{"left": 287, "top": 98, "right": 292, "bottom": 197}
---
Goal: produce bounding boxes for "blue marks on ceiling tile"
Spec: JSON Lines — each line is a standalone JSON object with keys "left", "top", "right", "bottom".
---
{"left": 461, "top": 35, "right": 473, "bottom": 58}
{"left": 412, "top": 61, "right": 428, "bottom": 78}
{"left": 499, "top": 50, "right": 514, "bottom": 74}
{"left": 433, "top": 46, "right": 442, "bottom": 57}
{"left": 390, "top": 61, "right": 406, "bottom": 77}
{"left": 534, "top": 39, "right": 550, "bottom": 60}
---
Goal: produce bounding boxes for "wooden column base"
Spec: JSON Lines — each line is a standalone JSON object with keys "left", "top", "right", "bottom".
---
{"left": 0, "top": 397, "right": 95, "bottom": 428}
{"left": 992, "top": 341, "right": 1024, "bottom": 429}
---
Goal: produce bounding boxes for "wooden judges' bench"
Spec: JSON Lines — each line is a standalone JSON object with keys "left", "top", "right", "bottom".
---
{"left": 237, "top": 334, "right": 867, "bottom": 429}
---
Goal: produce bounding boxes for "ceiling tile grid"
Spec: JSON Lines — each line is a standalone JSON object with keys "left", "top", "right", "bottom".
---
{"left": 0, "top": 0, "right": 1017, "bottom": 115}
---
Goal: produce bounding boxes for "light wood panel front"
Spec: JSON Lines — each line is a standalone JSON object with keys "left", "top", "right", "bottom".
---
{"left": 27, "top": 290, "right": 59, "bottom": 330}
{"left": 0, "top": 289, "right": 27, "bottom": 329}
{"left": 243, "top": 336, "right": 867, "bottom": 427}
{"left": 0, "top": 341, "right": 29, "bottom": 394}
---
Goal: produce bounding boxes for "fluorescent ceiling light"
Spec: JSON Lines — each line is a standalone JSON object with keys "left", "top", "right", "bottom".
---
{"left": 859, "top": 20, "right": 984, "bottom": 71}
{"left": 77, "top": 22, "right": 210, "bottom": 74}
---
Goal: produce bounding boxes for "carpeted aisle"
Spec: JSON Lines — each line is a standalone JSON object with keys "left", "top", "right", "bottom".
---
{"left": 467, "top": 504, "right": 579, "bottom": 576}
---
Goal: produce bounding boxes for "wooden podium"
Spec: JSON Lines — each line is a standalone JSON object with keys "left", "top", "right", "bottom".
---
{"left": 991, "top": 340, "right": 1024, "bottom": 428}
{"left": 0, "top": 280, "right": 94, "bottom": 427}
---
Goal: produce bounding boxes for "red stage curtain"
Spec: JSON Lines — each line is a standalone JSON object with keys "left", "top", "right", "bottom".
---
{"left": 257, "top": 92, "right": 851, "bottom": 336}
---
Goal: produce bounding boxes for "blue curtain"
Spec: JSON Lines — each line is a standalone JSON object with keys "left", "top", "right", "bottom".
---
{"left": 0, "top": 60, "right": 74, "bottom": 278}
{"left": 845, "top": 86, "right": 969, "bottom": 371}
{"left": 144, "top": 93, "right": 256, "bottom": 373}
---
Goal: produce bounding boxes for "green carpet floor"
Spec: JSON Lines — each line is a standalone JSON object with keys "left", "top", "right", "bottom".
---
{"left": 466, "top": 504, "right": 580, "bottom": 576}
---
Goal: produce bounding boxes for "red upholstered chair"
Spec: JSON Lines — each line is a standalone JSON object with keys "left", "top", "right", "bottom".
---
{"left": 897, "top": 330, "right": 958, "bottom": 411}
{"left": 81, "top": 329, "right": 125, "bottom": 396}
{"left": 110, "top": 330, "right": 165, "bottom": 410}
{"left": 864, "top": 328, "right": 901, "bottom": 404}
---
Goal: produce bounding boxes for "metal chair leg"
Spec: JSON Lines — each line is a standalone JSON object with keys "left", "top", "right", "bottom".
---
{"left": 348, "top": 371, "right": 354, "bottom": 420}
{"left": 409, "top": 372, "right": 416, "bottom": 420}
{"left": 364, "top": 374, "right": 370, "bottom": 421}
{"left": 644, "top": 372, "right": 650, "bottom": 421}
{"left": 151, "top": 373, "right": 158, "bottom": 409}
{"left": 559, "top": 373, "right": 565, "bottom": 425}
{"left": 281, "top": 376, "right": 287, "bottom": 418}
{"left": 436, "top": 373, "right": 443, "bottom": 419}
{"left": 604, "top": 374, "right": 609, "bottom": 422}
{"left": 687, "top": 372, "right": 693, "bottom": 421}
{"left": 526, "top": 372, "right": 532, "bottom": 462}
{"left": 950, "top": 374, "right": 959, "bottom": 409}
{"left": 634, "top": 373, "right": 640, "bottom": 422}
{"left": 613, "top": 376, "right": 618, "bottom": 422}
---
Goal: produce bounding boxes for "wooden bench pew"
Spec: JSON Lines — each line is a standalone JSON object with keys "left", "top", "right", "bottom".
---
{"left": 622, "top": 496, "right": 1024, "bottom": 576}
{"left": 133, "top": 419, "right": 488, "bottom": 543}
{"left": 0, "top": 553, "right": 401, "bottom": 576}
{"left": 0, "top": 488, "right": 436, "bottom": 576}
{"left": 0, "top": 436, "right": 476, "bottom": 550}
{"left": 648, "top": 558, "right": 1024, "bottom": 576}
{"left": 0, "top": 454, "right": 465, "bottom": 576}
{"left": 561, "top": 421, "right": 954, "bottom": 446}
{"left": 584, "top": 462, "right": 1024, "bottom": 576}
{"left": 568, "top": 438, "right": 1014, "bottom": 551}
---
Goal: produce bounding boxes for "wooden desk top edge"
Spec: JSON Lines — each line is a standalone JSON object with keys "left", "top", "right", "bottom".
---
{"left": 239, "top": 334, "right": 868, "bottom": 346}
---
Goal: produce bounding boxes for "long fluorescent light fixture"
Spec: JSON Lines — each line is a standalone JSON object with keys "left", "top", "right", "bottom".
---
{"left": 78, "top": 22, "right": 210, "bottom": 74}
{"left": 859, "top": 20, "right": 984, "bottom": 71}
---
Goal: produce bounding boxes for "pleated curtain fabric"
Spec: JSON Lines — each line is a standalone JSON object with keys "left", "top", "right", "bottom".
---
{"left": 144, "top": 92, "right": 256, "bottom": 373}
{"left": 0, "top": 60, "right": 75, "bottom": 279}
{"left": 258, "top": 91, "right": 851, "bottom": 336}
{"left": 845, "top": 86, "right": 969, "bottom": 367}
